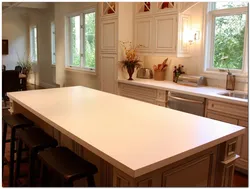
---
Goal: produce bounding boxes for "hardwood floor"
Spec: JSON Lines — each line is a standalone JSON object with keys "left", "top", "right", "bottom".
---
{"left": 1, "top": 84, "right": 248, "bottom": 187}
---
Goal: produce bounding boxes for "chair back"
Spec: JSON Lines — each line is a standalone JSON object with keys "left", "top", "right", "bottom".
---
{"left": 15, "top": 66, "right": 22, "bottom": 73}
{"left": 2, "top": 70, "right": 20, "bottom": 99}
{"left": 2, "top": 65, "right": 6, "bottom": 71}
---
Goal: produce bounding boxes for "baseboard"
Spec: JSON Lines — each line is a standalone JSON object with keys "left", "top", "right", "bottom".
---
{"left": 39, "top": 81, "right": 58, "bottom": 89}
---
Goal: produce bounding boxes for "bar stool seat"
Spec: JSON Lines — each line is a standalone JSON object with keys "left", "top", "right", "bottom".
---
{"left": 2, "top": 113, "right": 34, "bottom": 187}
{"left": 2, "top": 114, "right": 33, "bottom": 129}
{"left": 15, "top": 127, "right": 58, "bottom": 186}
{"left": 17, "top": 127, "right": 58, "bottom": 151}
{"left": 38, "top": 147, "right": 98, "bottom": 186}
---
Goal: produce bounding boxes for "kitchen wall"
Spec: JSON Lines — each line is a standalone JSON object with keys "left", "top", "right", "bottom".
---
{"left": 54, "top": 2, "right": 100, "bottom": 89}
{"left": 2, "top": 8, "right": 29, "bottom": 70}
{"left": 27, "top": 3, "right": 56, "bottom": 87}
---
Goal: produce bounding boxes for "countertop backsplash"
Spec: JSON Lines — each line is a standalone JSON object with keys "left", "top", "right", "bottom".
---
{"left": 117, "top": 55, "right": 248, "bottom": 92}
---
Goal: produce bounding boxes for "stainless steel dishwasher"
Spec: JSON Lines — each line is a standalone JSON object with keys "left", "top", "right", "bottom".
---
{"left": 167, "top": 92, "right": 205, "bottom": 116}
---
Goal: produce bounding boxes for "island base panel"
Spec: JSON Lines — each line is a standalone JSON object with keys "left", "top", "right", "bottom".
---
{"left": 10, "top": 100, "right": 239, "bottom": 187}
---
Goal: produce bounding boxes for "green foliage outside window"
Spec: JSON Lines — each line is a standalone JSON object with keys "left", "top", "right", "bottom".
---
{"left": 70, "top": 12, "right": 95, "bottom": 69}
{"left": 85, "top": 12, "right": 95, "bottom": 69}
{"left": 71, "top": 16, "right": 81, "bottom": 67}
{"left": 212, "top": 2, "right": 247, "bottom": 70}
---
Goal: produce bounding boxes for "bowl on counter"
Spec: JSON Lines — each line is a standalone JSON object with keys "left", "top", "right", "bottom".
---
{"left": 137, "top": 68, "right": 153, "bottom": 79}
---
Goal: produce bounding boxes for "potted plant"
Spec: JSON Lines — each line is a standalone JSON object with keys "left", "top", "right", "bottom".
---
{"left": 16, "top": 52, "right": 33, "bottom": 80}
{"left": 120, "top": 41, "right": 143, "bottom": 80}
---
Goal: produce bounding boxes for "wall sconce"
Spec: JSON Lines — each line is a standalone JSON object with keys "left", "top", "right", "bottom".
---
{"left": 188, "top": 30, "right": 200, "bottom": 45}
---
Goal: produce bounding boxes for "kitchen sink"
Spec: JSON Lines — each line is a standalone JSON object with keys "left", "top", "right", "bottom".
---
{"left": 218, "top": 91, "right": 248, "bottom": 99}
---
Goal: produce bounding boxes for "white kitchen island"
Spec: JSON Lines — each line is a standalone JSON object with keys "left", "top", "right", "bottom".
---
{"left": 7, "top": 86, "right": 245, "bottom": 187}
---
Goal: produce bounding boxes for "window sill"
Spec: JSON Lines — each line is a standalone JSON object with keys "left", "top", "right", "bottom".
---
{"left": 200, "top": 70, "right": 248, "bottom": 83}
{"left": 51, "top": 64, "right": 56, "bottom": 68}
{"left": 65, "top": 67, "right": 96, "bottom": 76}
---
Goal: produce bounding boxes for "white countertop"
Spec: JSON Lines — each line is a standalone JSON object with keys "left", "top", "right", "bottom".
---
{"left": 8, "top": 86, "right": 245, "bottom": 178}
{"left": 118, "top": 79, "right": 248, "bottom": 106}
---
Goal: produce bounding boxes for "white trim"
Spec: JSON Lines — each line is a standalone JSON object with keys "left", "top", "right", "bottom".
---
{"left": 51, "top": 21, "right": 56, "bottom": 66}
{"left": 65, "top": 67, "right": 96, "bottom": 75}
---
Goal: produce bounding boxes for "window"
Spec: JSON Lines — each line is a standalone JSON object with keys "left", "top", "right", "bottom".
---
{"left": 30, "top": 26, "right": 38, "bottom": 62}
{"left": 67, "top": 9, "right": 96, "bottom": 71}
{"left": 51, "top": 22, "right": 56, "bottom": 65}
{"left": 205, "top": 2, "right": 248, "bottom": 73}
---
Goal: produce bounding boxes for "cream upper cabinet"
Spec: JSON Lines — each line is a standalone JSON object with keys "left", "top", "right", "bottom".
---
{"left": 134, "top": 17, "right": 153, "bottom": 53}
{"left": 180, "top": 2, "right": 198, "bottom": 13}
{"left": 155, "top": 15, "right": 177, "bottom": 53}
{"left": 100, "top": 19, "right": 117, "bottom": 53}
{"left": 177, "top": 14, "right": 191, "bottom": 57}
{"left": 100, "top": 2, "right": 118, "bottom": 18}
{"left": 133, "top": 3, "right": 191, "bottom": 57}
{"left": 100, "top": 54, "right": 117, "bottom": 94}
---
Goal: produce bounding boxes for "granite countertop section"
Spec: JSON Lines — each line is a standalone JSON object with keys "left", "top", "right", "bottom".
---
{"left": 118, "top": 79, "right": 248, "bottom": 106}
{"left": 7, "top": 86, "right": 245, "bottom": 178}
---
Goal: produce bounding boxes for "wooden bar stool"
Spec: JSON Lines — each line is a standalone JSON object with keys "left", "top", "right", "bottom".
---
{"left": 14, "top": 127, "right": 58, "bottom": 186}
{"left": 38, "top": 147, "right": 98, "bottom": 187}
{"left": 2, "top": 113, "right": 33, "bottom": 186}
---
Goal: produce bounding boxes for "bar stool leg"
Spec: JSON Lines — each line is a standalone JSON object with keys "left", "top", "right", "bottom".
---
{"left": 2, "top": 122, "right": 7, "bottom": 174}
{"left": 28, "top": 149, "right": 36, "bottom": 186}
{"left": 40, "top": 163, "right": 49, "bottom": 187}
{"left": 14, "top": 139, "right": 23, "bottom": 186}
{"left": 8, "top": 128, "right": 16, "bottom": 187}
{"left": 62, "top": 179, "right": 73, "bottom": 187}
{"left": 87, "top": 175, "right": 96, "bottom": 187}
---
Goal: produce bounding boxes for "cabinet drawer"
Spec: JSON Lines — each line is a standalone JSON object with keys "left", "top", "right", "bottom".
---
{"left": 206, "top": 112, "right": 238, "bottom": 125}
{"left": 119, "top": 84, "right": 157, "bottom": 98}
{"left": 207, "top": 100, "right": 248, "bottom": 118}
{"left": 121, "top": 94, "right": 156, "bottom": 105}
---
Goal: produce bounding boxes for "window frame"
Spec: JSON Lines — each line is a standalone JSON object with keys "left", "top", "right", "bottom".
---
{"left": 204, "top": 3, "right": 248, "bottom": 76}
{"left": 66, "top": 8, "right": 96, "bottom": 74}
{"left": 30, "top": 25, "right": 38, "bottom": 63}
{"left": 51, "top": 21, "right": 56, "bottom": 66}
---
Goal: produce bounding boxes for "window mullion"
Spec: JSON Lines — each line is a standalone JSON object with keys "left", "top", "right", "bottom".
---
{"left": 80, "top": 14, "right": 85, "bottom": 69}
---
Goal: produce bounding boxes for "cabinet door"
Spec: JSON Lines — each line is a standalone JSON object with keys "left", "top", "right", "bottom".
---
{"left": 155, "top": 15, "right": 177, "bottom": 53}
{"left": 206, "top": 112, "right": 238, "bottom": 125}
{"left": 100, "top": 19, "right": 117, "bottom": 53}
{"left": 134, "top": 17, "right": 153, "bottom": 53}
{"left": 236, "top": 120, "right": 248, "bottom": 171}
{"left": 100, "top": 54, "right": 117, "bottom": 94}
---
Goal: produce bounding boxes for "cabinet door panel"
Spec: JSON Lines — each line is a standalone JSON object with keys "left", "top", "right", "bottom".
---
{"left": 206, "top": 112, "right": 238, "bottom": 125}
{"left": 100, "top": 20, "right": 117, "bottom": 53}
{"left": 100, "top": 54, "right": 117, "bottom": 94}
{"left": 155, "top": 15, "right": 177, "bottom": 53}
{"left": 134, "top": 18, "right": 153, "bottom": 52}
{"left": 238, "top": 120, "right": 248, "bottom": 167}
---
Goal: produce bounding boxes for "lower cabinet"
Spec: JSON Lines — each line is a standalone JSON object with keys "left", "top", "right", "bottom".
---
{"left": 118, "top": 83, "right": 167, "bottom": 107}
{"left": 205, "top": 99, "right": 248, "bottom": 173}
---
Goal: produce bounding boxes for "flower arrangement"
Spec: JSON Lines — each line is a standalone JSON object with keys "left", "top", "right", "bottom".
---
{"left": 173, "top": 64, "right": 185, "bottom": 83}
{"left": 120, "top": 41, "right": 143, "bottom": 80}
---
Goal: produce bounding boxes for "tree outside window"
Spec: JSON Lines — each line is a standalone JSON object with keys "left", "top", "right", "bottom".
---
{"left": 69, "top": 10, "right": 96, "bottom": 71}
{"left": 207, "top": 2, "right": 248, "bottom": 71}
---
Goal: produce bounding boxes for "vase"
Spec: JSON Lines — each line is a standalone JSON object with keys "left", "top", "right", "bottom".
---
{"left": 127, "top": 66, "right": 135, "bottom": 80}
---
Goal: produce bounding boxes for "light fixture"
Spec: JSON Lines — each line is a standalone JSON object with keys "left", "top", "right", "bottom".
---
{"left": 188, "top": 30, "right": 200, "bottom": 45}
